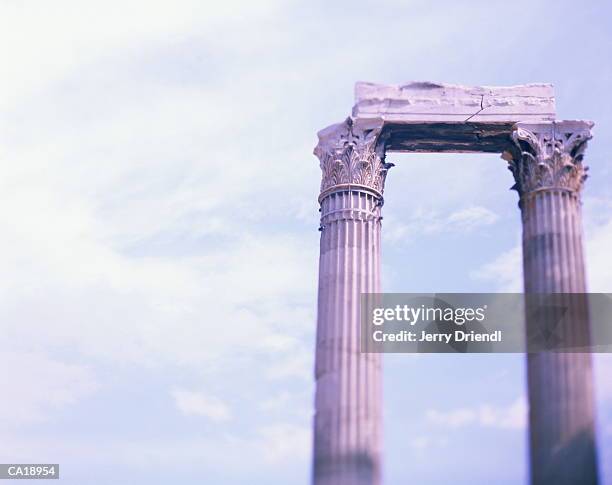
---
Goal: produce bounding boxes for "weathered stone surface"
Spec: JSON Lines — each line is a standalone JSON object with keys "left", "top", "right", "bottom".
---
{"left": 353, "top": 81, "right": 556, "bottom": 122}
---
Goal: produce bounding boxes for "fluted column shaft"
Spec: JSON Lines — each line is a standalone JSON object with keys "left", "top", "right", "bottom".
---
{"left": 507, "top": 121, "right": 598, "bottom": 485}
{"left": 522, "top": 189, "right": 597, "bottom": 484}
{"left": 314, "top": 188, "right": 383, "bottom": 485}
{"left": 312, "top": 118, "right": 390, "bottom": 485}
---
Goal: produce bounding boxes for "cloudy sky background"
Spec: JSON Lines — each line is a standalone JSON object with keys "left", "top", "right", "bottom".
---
{"left": 1, "top": 1, "right": 611, "bottom": 483}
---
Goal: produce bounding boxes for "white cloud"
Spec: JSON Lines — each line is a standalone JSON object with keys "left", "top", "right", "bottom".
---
{"left": 260, "top": 391, "right": 294, "bottom": 412}
{"left": 426, "top": 397, "right": 527, "bottom": 431}
{"left": 0, "top": 232, "right": 316, "bottom": 370}
{"left": 585, "top": 216, "right": 612, "bottom": 292}
{"left": 0, "top": 351, "right": 97, "bottom": 427}
{"left": 446, "top": 206, "right": 498, "bottom": 229}
{"left": 265, "top": 348, "right": 312, "bottom": 381}
{"left": 408, "top": 435, "right": 449, "bottom": 451}
{"left": 594, "top": 354, "right": 612, "bottom": 403}
{"left": 426, "top": 408, "right": 475, "bottom": 428}
{"left": 105, "top": 422, "right": 309, "bottom": 468}
{"left": 0, "top": 0, "right": 289, "bottom": 110}
{"left": 384, "top": 205, "right": 499, "bottom": 244}
{"left": 258, "top": 423, "right": 310, "bottom": 464}
{"left": 470, "top": 245, "right": 522, "bottom": 292}
{"left": 478, "top": 398, "right": 527, "bottom": 430}
{"left": 172, "top": 389, "right": 231, "bottom": 422}
{"left": 0, "top": 423, "right": 311, "bottom": 476}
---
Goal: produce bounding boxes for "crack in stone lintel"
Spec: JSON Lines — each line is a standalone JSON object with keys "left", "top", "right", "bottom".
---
{"left": 464, "top": 94, "right": 486, "bottom": 122}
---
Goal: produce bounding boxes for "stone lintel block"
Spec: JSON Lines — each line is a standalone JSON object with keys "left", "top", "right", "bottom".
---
{"left": 353, "top": 81, "right": 556, "bottom": 123}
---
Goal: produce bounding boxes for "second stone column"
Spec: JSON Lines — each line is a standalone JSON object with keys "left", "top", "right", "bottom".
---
{"left": 505, "top": 121, "right": 599, "bottom": 485}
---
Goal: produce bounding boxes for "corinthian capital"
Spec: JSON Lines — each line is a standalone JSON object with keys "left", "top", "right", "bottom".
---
{"left": 314, "top": 117, "right": 393, "bottom": 200}
{"left": 503, "top": 121, "right": 593, "bottom": 196}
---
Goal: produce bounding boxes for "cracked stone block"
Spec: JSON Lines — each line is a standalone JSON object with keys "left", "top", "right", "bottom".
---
{"left": 353, "top": 81, "right": 556, "bottom": 122}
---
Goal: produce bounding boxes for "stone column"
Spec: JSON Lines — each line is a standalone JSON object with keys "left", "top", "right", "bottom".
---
{"left": 505, "top": 121, "right": 599, "bottom": 485}
{"left": 312, "top": 118, "right": 391, "bottom": 485}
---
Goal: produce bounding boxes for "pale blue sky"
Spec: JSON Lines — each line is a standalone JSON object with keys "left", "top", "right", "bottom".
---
{"left": 0, "top": 1, "right": 611, "bottom": 484}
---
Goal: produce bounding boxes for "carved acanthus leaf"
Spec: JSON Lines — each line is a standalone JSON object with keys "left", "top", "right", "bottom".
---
{"left": 503, "top": 122, "right": 593, "bottom": 196}
{"left": 314, "top": 118, "right": 392, "bottom": 196}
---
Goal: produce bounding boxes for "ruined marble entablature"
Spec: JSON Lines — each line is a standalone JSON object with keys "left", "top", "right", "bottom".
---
{"left": 311, "top": 81, "right": 599, "bottom": 485}
{"left": 314, "top": 82, "right": 593, "bottom": 197}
